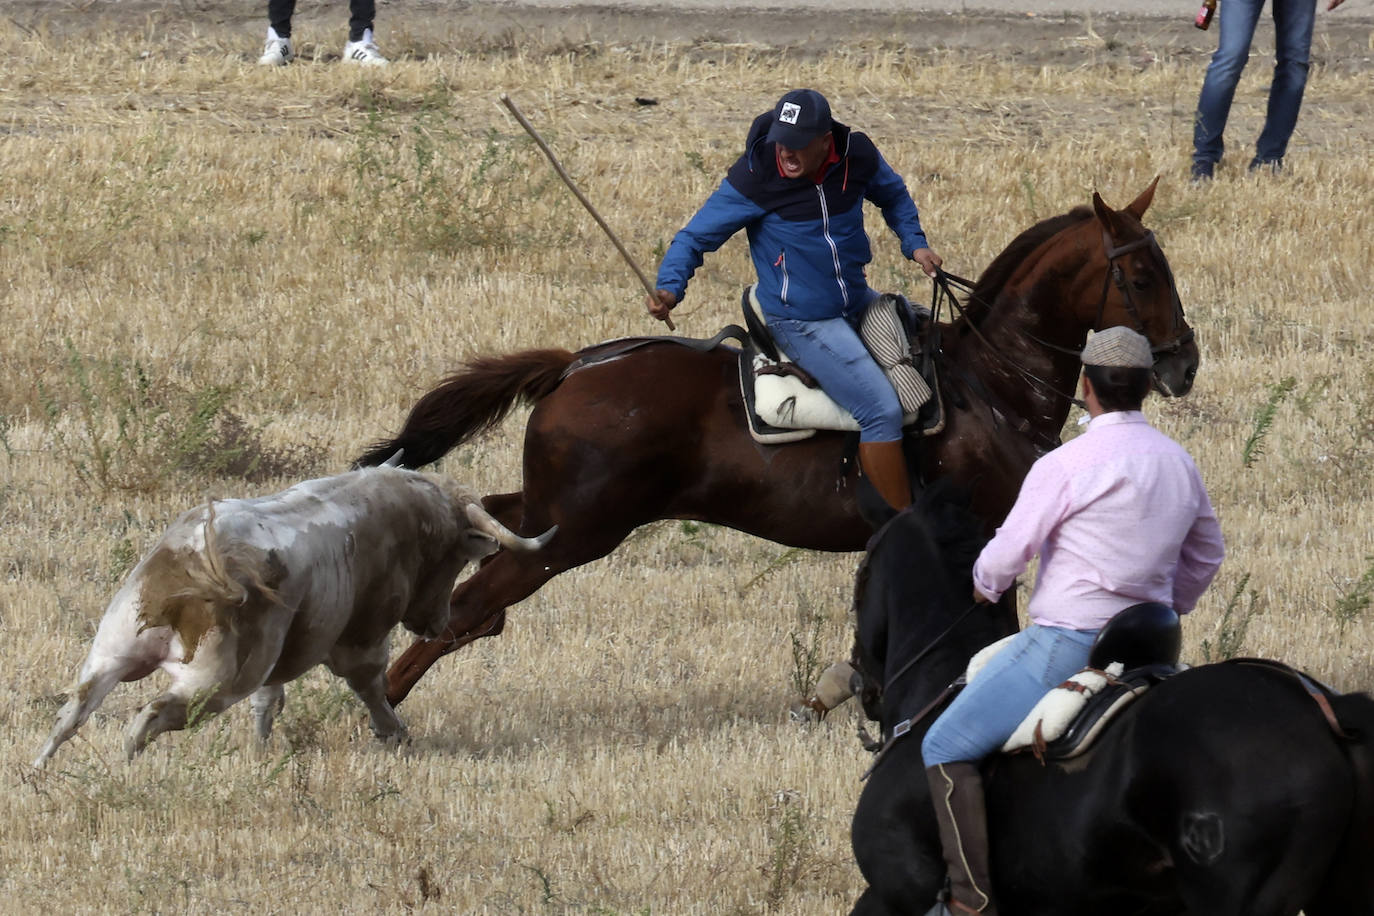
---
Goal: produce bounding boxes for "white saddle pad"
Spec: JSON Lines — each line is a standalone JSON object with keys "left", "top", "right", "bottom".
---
{"left": 1000, "top": 662, "right": 1125, "bottom": 754}
{"left": 747, "top": 286, "right": 930, "bottom": 438}
{"left": 965, "top": 637, "right": 1130, "bottom": 754}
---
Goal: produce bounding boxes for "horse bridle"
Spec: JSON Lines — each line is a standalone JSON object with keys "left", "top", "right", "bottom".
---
{"left": 1095, "top": 229, "right": 1194, "bottom": 357}
{"left": 935, "top": 225, "right": 1194, "bottom": 409}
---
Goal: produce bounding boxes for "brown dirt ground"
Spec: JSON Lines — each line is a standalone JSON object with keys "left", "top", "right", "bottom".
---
{"left": 9, "top": 1, "right": 1374, "bottom": 72}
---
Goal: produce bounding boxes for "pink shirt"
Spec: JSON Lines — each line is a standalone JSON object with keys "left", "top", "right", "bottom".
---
{"left": 972, "top": 411, "right": 1225, "bottom": 630}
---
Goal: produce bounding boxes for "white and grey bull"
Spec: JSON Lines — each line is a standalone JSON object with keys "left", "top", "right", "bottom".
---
{"left": 34, "top": 466, "right": 554, "bottom": 767}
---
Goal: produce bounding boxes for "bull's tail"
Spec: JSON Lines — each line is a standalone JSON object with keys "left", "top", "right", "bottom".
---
{"left": 355, "top": 348, "right": 577, "bottom": 469}
{"left": 140, "top": 504, "right": 285, "bottom": 663}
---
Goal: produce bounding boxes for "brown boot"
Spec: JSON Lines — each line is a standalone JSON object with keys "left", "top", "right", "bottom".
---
{"left": 926, "top": 762, "right": 999, "bottom": 915}
{"left": 858, "top": 439, "right": 912, "bottom": 511}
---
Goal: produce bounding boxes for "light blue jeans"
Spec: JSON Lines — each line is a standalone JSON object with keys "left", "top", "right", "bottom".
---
{"left": 1192, "top": 0, "right": 1317, "bottom": 168}
{"left": 766, "top": 292, "right": 903, "bottom": 443}
{"left": 921, "top": 624, "right": 1099, "bottom": 766}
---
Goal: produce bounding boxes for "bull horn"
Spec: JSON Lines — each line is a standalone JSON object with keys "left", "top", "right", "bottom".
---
{"left": 381, "top": 449, "right": 406, "bottom": 468}
{"left": 464, "top": 503, "right": 557, "bottom": 551}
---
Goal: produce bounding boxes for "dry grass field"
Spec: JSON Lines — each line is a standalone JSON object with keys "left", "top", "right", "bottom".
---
{"left": 2, "top": 3, "right": 1373, "bottom": 913}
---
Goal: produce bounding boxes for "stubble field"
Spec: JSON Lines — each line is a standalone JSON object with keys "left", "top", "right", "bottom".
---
{"left": 1, "top": 3, "right": 1373, "bottom": 913}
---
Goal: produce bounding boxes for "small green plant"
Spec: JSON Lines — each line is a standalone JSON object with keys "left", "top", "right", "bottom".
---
{"left": 786, "top": 600, "right": 828, "bottom": 701}
{"left": 520, "top": 863, "right": 561, "bottom": 905}
{"left": 739, "top": 546, "right": 804, "bottom": 594}
{"left": 1019, "top": 172, "right": 1039, "bottom": 217}
{"left": 38, "top": 340, "right": 323, "bottom": 493}
{"left": 542, "top": 793, "right": 596, "bottom": 834}
{"left": 762, "top": 789, "right": 811, "bottom": 911}
{"left": 277, "top": 680, "right": 357, "bottom": 754}
{"left": 347, "top": 84, "right": 570, "bottom": 257}
{"left": 1200, "top": 572, "right": 1261, "bottom": 662}
{"left": 1241, "top": 376, "right": 1296, "bottom": 468}
{"left": 1331, "top": 556, "right": 1374, "bottom": 637}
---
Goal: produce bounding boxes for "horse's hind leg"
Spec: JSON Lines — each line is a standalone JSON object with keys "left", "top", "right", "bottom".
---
{"left": 384, "top": 490, "right": 530, "bottom": 705}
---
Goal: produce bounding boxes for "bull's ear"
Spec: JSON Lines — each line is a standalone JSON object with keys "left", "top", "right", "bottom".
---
{"left": 461, "top": 529, "right": 500, "bottom": 560}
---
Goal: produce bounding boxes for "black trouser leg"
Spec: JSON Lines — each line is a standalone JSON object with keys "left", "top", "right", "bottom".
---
{"left": 267, "top": 0, "right": 294, "bottom": 37}
{"left": 348, "top": 0, "right": 376, "bottom": 42}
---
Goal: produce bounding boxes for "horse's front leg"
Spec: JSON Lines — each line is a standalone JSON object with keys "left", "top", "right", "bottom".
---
{"left": 386, "top": 606, "right": 509, "bottom": 706}
{"left": 384, "top": 496, "right": 640, "bottom": 707}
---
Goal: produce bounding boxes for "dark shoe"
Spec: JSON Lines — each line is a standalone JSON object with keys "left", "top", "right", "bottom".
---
{"left": 926, "top": 762, "right": 1000, "bottom": 915}
{"left": 1189, "top": 160, "right": 1214, "bottom": 184}
{"left": 1248, "top": 157, "right": 1283, "bottom": 174}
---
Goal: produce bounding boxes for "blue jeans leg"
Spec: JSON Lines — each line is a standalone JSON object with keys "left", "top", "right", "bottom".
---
{"left": 768, "top": 307, "right": 903, "bottom": 443}
{"left": 921, "top": 625, "right": 1098, "bottom": 766}
{"left": 1254, "top": 0, "right": 1315, "bottom": 164}
{"left": 1193, "top": 0, "right": 1264, "bottom": 167}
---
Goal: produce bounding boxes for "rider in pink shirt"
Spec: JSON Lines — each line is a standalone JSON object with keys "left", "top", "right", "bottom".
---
{"left": 920, "top": 326, "right": 1224, "bottom": 916}
{"left": 973, "top": 410, "right": 1224, "bottom": 630}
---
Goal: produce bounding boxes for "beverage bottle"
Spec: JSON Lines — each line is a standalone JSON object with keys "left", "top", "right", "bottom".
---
{"left": 1195, "top": 0, "right": 1217, "bottom": 30}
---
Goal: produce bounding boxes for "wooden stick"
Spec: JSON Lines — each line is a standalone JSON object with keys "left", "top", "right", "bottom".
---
{"left": 500, "top": 93, "right": 675, "bottom": 332}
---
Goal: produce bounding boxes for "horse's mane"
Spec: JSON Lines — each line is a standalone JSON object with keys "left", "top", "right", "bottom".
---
{"left": 964, "top": 206, "right": 1094, "bottom": 325}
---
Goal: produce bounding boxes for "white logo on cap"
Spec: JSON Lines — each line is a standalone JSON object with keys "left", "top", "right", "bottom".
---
{"left": 779, "top": 102, "right": 801, "bottom": 125}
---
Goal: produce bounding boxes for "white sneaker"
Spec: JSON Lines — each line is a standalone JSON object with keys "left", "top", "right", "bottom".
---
{"left": 342, "top": 28, "right": 388, "bottom": 66}
{"left": 258, "top": 28, "right": 294, "bottom": 66}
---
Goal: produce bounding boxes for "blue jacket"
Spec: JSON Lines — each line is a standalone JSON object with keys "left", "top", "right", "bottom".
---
{"left": 655, "top": 113, "right": 930, "bottom": 321}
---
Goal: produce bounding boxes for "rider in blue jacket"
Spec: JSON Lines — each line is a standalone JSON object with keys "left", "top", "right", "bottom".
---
{"left": 648, "top": 89, "right": 941, "bottom": 510}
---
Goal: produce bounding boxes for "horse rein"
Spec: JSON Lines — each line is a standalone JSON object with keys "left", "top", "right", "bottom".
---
{"left": 933, "top": 270, "right": 1087, "bottom": 413}
{"left": 881, "top": 599, "right": 983, "bottom": 697}
{"left": 855, "top": 600, "right": 982, "bottom": 780}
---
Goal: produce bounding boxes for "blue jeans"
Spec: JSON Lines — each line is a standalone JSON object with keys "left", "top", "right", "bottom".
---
{"left": 1193, "top": 0, "right": 1316, "bottom": 167}
{"left": 767, "top": 294, "right": 903, "bottom": 443}
{"left": 921, "top": 625, "right": 1099, "bottom": 766}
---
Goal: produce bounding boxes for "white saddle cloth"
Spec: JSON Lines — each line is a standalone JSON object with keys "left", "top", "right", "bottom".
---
{"left": 964, "top": 636, "right": 1128, "bottom": 754}
{"left": 748, "top": 286, "right": 930, "bottom": 441}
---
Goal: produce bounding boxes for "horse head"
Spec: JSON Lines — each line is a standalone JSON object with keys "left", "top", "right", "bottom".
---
{"left": 1088, "top": 178, "right": 1200, "bottom": 398}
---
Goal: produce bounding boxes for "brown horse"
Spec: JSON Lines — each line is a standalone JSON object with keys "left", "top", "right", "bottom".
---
{"left": 358, "top": 181, "right": 1200, "bottom": 705}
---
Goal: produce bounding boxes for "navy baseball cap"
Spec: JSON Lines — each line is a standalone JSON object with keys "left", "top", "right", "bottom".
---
{"left": 766, "top": 89, "right": 833, "bottom": 149}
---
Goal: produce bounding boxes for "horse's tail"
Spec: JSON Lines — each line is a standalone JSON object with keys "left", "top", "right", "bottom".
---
{"left": 356, "top": 348, "right": 577, "bottom": 469}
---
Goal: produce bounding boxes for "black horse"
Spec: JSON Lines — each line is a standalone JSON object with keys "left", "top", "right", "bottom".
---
{"left": 848, "top": 488, "right": 1374, "bottom": 916}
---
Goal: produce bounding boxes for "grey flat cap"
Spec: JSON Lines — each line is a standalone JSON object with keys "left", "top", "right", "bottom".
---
{"left": 1081, "top": 326, "right": 1153, "bottom": 368}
